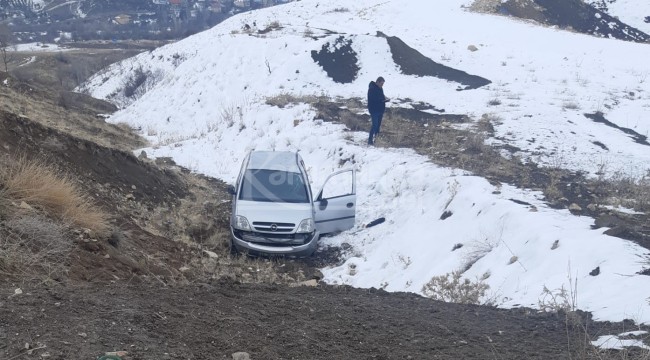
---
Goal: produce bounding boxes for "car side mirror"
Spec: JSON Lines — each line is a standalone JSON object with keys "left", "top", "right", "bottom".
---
{"left": 227, "top": 185, "right": 236, "bottom": 195}
{"left": 318, "top": 198, "right": 328, "bottom": 210}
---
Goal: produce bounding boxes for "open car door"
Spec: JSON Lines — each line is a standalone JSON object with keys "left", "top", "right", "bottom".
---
{"left": 314, "top": 169, "right": 356, "bottom": 234}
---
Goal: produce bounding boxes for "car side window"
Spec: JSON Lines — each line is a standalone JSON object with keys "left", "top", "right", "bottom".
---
{"left": 321, "top": 170, "right": 354, "bottom": 199}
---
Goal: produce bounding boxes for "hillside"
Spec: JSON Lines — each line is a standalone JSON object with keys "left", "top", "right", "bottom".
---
{"left": 81, "top": 0, "right": 650, "bottom": 316}
{"left": 2, "top": 0, "right": 650, "bottom": 358}
{"left": 2, "top": 79, "right": 646, "bottom": 360}
{"left": 1, "top": 49, "right": 630, "bottom": 360}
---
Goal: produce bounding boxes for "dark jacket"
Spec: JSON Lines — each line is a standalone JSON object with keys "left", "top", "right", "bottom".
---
{"left": 367, "top": 81, "right": 386, "bottom": 114}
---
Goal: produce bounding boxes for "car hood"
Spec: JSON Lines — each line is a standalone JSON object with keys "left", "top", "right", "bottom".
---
{"left": 235, "top": 200, "right": 313, "bottom": 225}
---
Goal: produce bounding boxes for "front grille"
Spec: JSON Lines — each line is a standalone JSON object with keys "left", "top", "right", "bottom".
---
{"left": 252, "top": 221, "right": 295, "bottom": 233}
{"left": 235, "top": 230, "right": 312, "bottom": 246}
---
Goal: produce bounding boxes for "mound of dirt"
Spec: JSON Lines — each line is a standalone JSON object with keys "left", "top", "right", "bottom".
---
{"left": 496, "top": 0, "right": 650, "bottom": 42}
{"left": 0, "top": 111, "right": 188, "bottom": 209}
{"left": 311, "top": 33, "right": 491, "bottom": 89}
{"left": 380, "top": 32, "right": 492, "bottom": 90}
{"left": 311, "top": 36, "right": 360, "bottom": 84}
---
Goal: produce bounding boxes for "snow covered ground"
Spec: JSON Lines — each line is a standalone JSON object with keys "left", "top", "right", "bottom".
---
{"left": 9, "top": 43, "right": 72, "bottom": 52}
{"left": 586, "top": 0, "right": 650, "bottom": 34}
{"left": 82, "top": 0, "right": 650, "bottom": 326}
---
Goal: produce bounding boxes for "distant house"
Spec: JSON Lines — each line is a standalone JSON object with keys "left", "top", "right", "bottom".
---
{"left": 233, "top": 0, "right": 250, "bottom": 8}
{"left": 208, "top": 0, "right": 225, "bottom": 13}
{"left": 252, "top": 0, "right": 273, "bottom": 6}
{"left": 114, "top": 14, "right": 132, "bottom": 25}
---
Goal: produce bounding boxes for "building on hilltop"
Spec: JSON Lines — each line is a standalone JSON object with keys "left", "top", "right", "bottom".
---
{"left": 233, "top": 0, "right": 250, "bottom": 8}
{"left": 208, "top": 0, "right": 225, "bottom": 13}
{"left": 113, "top": 14, "right": 132, "bottom": 25}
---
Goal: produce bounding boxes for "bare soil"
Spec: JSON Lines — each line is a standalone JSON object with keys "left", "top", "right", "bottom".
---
{"left": 0, "top": 283, "right": 618, "bottom": 360}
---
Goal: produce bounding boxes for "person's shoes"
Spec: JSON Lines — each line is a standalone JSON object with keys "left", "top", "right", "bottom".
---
{"left": 368, "top": 141, "right": 374, "bottom": 146}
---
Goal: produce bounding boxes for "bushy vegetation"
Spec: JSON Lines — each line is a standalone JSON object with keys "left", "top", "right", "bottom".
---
{"left": 0, "top": 156, "right": 110, "bottom": 235}
{"left": 123, "top": 66, "right": 150, "bottom": 98}
{"left": 421, "top": 270, "right": 491, "bottom": 305}
{"left": 0, "top": 156, "right": 111, "bottom": 281}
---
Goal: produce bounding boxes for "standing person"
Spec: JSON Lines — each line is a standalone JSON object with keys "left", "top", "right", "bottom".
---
{"left": 367, "top": 76, "right": 388, "bottom": 145}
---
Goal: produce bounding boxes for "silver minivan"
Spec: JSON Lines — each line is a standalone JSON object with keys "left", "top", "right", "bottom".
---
{"left": 228, "top": 151, "right": 356, "bottom": 256}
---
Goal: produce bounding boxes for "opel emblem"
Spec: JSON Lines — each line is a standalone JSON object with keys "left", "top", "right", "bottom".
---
{"left": 270, "top": 224, "right": 278, "bottom": 231}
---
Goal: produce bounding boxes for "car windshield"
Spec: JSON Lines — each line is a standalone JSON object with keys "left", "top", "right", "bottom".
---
{"left": 239, "top": 169, "right": 310, "bottom": 203}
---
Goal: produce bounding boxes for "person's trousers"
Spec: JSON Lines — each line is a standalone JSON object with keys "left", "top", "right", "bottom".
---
{"left": 368, "top": 112, "right": 384, "bottom": 144}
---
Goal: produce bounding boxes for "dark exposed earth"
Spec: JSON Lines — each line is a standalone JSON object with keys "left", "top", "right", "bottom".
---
{"left": 0, "top": 282, "right": 629, "bottom": 360}
{"left": 2, "top": 3, "right": 650, "bottom": 360}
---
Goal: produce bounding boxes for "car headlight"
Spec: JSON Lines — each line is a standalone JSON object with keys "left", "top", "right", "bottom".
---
{"left": 296, "top": 218, "right": 315, "bottom": 234}
{"left": 234, "top": 215, "right": 252, "bottom": 231}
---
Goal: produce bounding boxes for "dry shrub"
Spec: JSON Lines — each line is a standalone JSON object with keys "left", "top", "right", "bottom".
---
{"left": 266, "top": 20, "right": 281, "bottom": 30}
{"left": 0, "top": 214, "right": 71, "bottom": 280}
{"left": 462, "top": 237, "right": 497, "bottom": 271}
{"left": 463, "top": 133, "right": 487, "bottom": 153}
{"left": 1, "top": 157, "right": 110, "bottom": 236}
{"left": 487, "top": 98, "right": 502, "bottom": 106}
{"left": 544, "top": 170, "right": 563, "bottom": 201}
{"left": 122, "top": 66, "right": 149, "bottom": 98}
{"left": 538, "top": 285, "right": 576, "bottom": 313}
{"left": 422, "top": 270, "right": 490, "bottom": 305}
{"left": 602, "top": 176, "right": 650, "bottom": 212}
{"left": 266, "top": 93, "right": 298, "bottom": 108}
{"left": 303, "top": 28, "right": 314, "bottom": 38}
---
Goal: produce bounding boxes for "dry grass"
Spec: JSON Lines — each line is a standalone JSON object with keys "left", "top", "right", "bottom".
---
{"left": 266, "top": 93, "right": 321, "bottom": 108}
{"left": 0, "top": 214, "right": 72, "bottom": 281}
{"left": 599, "top": 175, "right": 650, "bottom": 212}
{"left": 1, "top": 156, "right": 110, "bottom": 236}
{"left": 544, "top": 169, "right": 564, "bottom": 201}
{"left": 1, "top": 51, "right": 147, "bottom": 152}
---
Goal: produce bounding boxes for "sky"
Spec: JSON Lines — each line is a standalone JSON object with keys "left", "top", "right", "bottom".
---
{"left": 81, "top": 0, "right": 650, "bottom": 348}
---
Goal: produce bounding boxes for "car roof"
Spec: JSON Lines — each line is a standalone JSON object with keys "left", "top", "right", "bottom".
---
{"left": 247, "top": 151, "right": 301, "bottom": 172}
